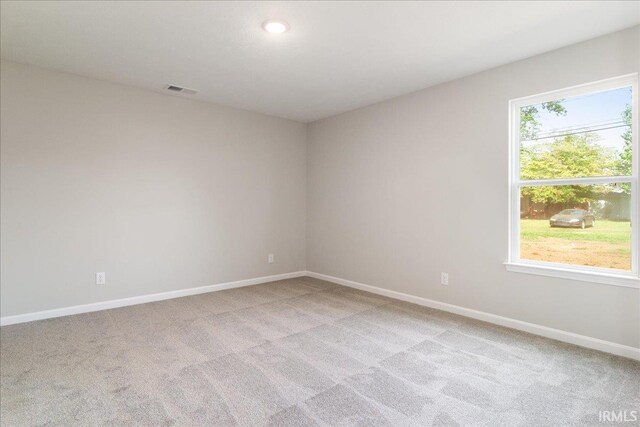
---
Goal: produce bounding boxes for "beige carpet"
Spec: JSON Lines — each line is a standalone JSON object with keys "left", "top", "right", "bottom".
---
{"left": 1, "top": 276, "right": 638, "bottom": 426}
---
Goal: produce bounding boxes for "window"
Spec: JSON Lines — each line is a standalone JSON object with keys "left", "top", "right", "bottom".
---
{"left": 507, "top": 74, "right": 639, "bottom": 287}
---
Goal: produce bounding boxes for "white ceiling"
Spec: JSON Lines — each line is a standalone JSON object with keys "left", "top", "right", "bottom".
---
{"left": 1, "top": 1, "right": 639, "bottom": 123}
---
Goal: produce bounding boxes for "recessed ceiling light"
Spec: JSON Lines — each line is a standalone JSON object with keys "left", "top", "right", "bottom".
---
{"left": 262, "top": 20, "right": 289, "bottom": 34}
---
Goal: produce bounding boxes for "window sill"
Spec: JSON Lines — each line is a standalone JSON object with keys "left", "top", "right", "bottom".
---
{"left": 504, "top": 262, "right": 640, "bottom": 288}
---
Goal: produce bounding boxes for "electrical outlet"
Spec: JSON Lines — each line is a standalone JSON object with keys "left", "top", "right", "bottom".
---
{"left": 96, "top": 272, "right": 106, "bottom": 285}
{"left": 268, "top": 254, "right": 274, "bottom": 263}
{"left": 440, "top": 273, "right": 449, "bottom": 286}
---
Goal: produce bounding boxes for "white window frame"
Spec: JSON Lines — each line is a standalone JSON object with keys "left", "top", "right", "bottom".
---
{"left": 506, "top": 74, "right": 639, "bottom": 288}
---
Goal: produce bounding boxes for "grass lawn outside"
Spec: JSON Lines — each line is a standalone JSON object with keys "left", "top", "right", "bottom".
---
{"left": 520, "top": 219, "right": 631, "bottom": 270}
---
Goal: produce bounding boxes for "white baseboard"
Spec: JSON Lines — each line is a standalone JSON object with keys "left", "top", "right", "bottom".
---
{"left": 3, "top": 269, "right": 638, "bottom": 361}
{"left": 306, "top": 271, "right": 640, "bottom": 361}
{"left": 0, "top": 271, "right": 306, "bottom": 327}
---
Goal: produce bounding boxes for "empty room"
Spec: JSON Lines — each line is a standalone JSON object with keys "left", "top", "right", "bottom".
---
{"left": 1, "top": 1, "right": 639, "bottom": 426}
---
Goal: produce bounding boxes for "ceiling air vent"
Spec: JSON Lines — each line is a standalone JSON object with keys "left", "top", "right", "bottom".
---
{"left": 164, "top": 84, "right": 198, "bottom": 95}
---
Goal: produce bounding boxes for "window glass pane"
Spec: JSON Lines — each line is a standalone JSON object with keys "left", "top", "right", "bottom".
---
{"left": 520, "top": 87, "right": 633, "bottom": 180}
{"left": 520, "top": 183, "right": 631, "bottom": 270}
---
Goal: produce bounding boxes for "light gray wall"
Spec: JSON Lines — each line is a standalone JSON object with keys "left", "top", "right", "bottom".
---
{"left": 307, "top": 26, "right": 640, "bottom": 348}
{"left": 1, "top": 60, "right": 307, "bottom": 317}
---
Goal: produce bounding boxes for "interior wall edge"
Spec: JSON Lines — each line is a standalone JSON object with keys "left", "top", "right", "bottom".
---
{"left": 306, "top": 271, "right": 640, "bottom": 361}
{"left": 0, "top": 271, "right": 306, "bottom": 327}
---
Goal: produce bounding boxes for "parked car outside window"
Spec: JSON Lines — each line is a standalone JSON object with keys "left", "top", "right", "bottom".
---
{"left": 549, "top": 209, "right": 595, "bottom": 229}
